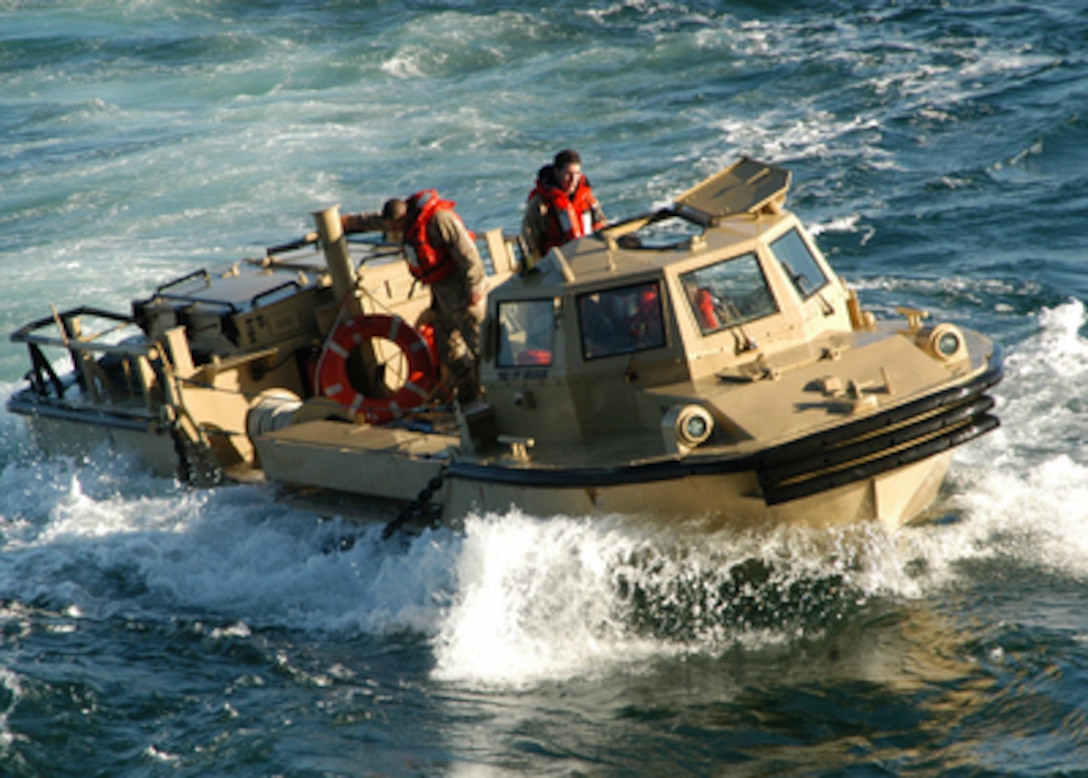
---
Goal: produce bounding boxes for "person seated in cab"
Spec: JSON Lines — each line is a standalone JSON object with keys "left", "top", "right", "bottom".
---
{"left": 522, "top": 149, "right": 607, "bottom": 259}
{"left": 579, "top": 282, "right": 665, "bottom": 359}
{"left": 341, "top": 192, "right": 487, "bottom": 404}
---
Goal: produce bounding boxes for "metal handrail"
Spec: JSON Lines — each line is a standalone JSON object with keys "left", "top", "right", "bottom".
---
{"left": 9, "top": 306, "right": 147, "bottom": 354}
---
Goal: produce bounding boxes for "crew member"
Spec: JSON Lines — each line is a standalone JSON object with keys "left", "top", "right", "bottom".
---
{"left": 522, "top": 148, "right": 606, "bottom": 259}
{"left": 342, "top": 191, "right": 487, "bottom": 404}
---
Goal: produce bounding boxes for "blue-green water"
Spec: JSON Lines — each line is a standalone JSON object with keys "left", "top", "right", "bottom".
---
{"left": 3, "top": 1, "right": 1088, "bottom": 774}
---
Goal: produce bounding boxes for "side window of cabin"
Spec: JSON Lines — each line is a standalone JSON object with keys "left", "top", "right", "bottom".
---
{"left": 680, "top": 252, "right": 778, "bottom": 335}
{"left": 770, "top": 228, "right": 828, "bottom": 300}
{"left": 496, "top": 300, "right": 554, "bottom": 367}
{"left": 578, "top": 281, "right": 666, "bottom": 360}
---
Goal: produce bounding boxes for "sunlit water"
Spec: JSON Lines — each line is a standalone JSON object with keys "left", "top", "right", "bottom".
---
{"left": 3, "top": 1, "right": 1088, "bottom": 774}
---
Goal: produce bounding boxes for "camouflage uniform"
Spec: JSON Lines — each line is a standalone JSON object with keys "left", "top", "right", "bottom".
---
{"left": 422, "top": 208, "right": 486, "bottom": 403}
{"left": 342, "top": 207, "right": 486, "bottom": 403}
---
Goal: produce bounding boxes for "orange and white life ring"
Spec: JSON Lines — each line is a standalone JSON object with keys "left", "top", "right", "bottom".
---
{"left": 317, "top": 314, "right": 437, "bottom": 424}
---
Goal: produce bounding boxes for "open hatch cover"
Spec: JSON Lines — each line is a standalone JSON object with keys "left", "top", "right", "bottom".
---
{"left": 673, "top": 157, "right": 791, "bottom": 225}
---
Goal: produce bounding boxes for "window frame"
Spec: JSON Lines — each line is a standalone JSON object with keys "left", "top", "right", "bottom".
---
{"left": 495, "top": 298, "right": 556, "bottom": 368}
{"left": 679, "top": 251, "right": 780, "bottom": 336}
{"left": 770, "top": 227, "right": 829, "bottom": 301}
{"left": 576, "top": 280, "right": 667, "bottom": 361}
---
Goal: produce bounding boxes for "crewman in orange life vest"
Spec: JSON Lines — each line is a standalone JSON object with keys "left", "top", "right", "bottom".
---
{"left": 342, "top": 191, "right": 487, "bottom": 404}
{"left": 522, "top": 149, "right": 607, "bottom": 260}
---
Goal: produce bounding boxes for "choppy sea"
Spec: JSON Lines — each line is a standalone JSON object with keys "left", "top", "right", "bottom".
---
{"left": 3, "top": 1, "right": 1088, "bottom": 775}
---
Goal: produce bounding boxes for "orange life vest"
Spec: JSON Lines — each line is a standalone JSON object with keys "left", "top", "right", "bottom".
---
{"left": 403, "top": 189, "right": 459, "bottom": 284}
{"left": 530, "top": 176, "right": 602, "bottom": 253}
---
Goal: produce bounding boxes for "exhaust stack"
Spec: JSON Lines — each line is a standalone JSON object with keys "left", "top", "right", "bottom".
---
{"left": 312, "top": 205, "right": 360, "bottom": 317}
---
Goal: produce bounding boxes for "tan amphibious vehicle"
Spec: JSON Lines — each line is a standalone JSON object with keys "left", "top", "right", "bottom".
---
{"left": 9, "top": 158, "right": 1002, "bottom": 534}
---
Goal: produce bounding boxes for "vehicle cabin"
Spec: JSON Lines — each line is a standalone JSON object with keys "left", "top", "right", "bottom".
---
{"left": 479, "top": 158, "right": 861, "bottom": 449}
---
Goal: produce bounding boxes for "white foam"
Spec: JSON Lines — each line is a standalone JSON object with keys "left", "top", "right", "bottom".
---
{"left": 807, "top": 214, "right": 877, "bottom": 247}
{"left": 432, "top": 512, "right": 666, "bottom": 687}
{"left": 939, "top": 299, "right": 1088, "bottom": 578}
{"left": 430, "top": 511, "right": 920, "bottom": 687}
{"left": 0, "top": 666, "right": 24, "bottom": 754}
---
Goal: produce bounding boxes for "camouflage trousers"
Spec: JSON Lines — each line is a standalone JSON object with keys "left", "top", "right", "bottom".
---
{"left": 429, "top": 277, "right": 484, "bottom": 403}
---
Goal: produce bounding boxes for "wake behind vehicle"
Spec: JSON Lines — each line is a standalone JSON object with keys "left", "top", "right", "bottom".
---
{"left": 8, "top": 159, "right": 1002, "bottom": 533}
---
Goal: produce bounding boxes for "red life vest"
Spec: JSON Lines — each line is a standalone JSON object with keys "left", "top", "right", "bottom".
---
{"left": 530, "top": 177, "right": 602, "bottom": 253}
{"left": 403, "top": 189, "right": 459, "bottom": 284}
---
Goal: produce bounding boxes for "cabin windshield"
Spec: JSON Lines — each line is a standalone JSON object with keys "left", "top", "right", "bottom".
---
{"left": 497, "top": 299, "right": 554, "bottom": 367}
{"left": 680, "top": 252, "right": 779, "bottom": 335}
{"left": 578, "top": 281, "right": 666, "bottom": 360}
{"left": 770, "top": 228, "right": 829, "bottom": 299}
{"left": 629, "top": 214, "right": 703, "bottom": 249}
{"left": 611, "top": 212, "right": 704, "bottom": 251}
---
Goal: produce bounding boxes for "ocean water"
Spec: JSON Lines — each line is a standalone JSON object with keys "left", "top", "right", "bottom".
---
{"left": 3, "top": 0, "right": 1088, "bottom": 774}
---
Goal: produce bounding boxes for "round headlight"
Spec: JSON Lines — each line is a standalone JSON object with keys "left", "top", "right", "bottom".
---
{"left": 927, "top": 323, "right": 966, "bottom": 361}
{"left": 936, "top": 331, "right": 960, "bottom": 357}
{"left": 685, "top": 414, "right": 708, "bottom": 440}
{"left": 674, "top": 405, "right": 714, "bottom": 448}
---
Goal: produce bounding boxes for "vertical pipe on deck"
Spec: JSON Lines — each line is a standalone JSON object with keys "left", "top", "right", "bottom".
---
{"left": 312, "top": 205, "right": 361, "bottom": 318}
